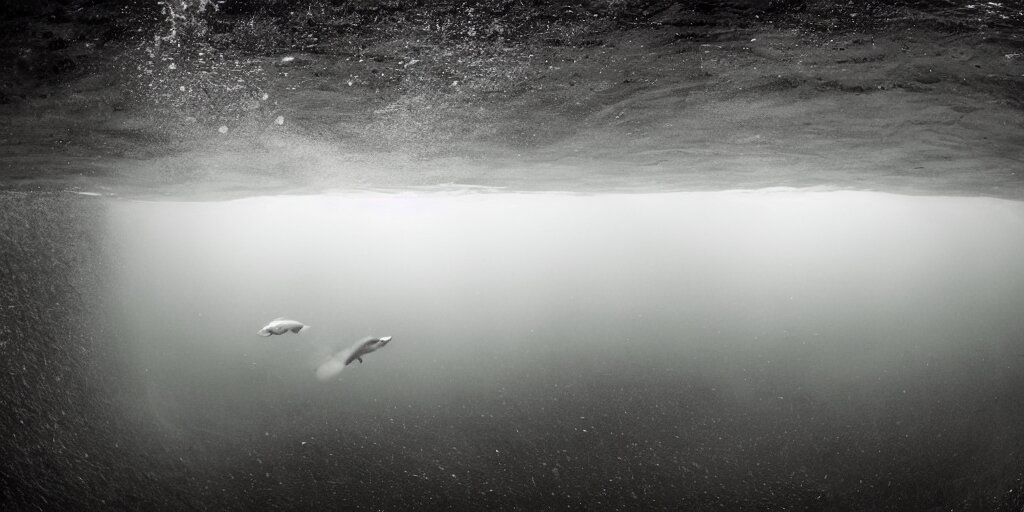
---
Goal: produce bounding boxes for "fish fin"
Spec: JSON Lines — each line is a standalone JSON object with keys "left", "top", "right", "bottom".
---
{"left": 296, "top": 325, "right": 310, "bottom": 334}
{"left": 357, "top": 357, "right": 363, "bottom": 364}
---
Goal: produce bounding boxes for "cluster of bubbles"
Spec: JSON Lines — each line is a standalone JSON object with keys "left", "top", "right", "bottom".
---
{"left": 961, "top": 1, "right": 1024, "bottom": 28}
{"left": 361, "top": 5, "right": 543, "bottom": 154}
{"left": 129, "top": 0, "right": 276, "bottom": 138}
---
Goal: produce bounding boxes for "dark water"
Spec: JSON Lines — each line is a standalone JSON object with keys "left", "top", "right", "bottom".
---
{"left": 4, "top": 188, "right": 1024, "bottom": 510}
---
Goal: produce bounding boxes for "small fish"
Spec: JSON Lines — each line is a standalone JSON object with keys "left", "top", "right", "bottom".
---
{"left": 315, "top": 336, "right": 392, "bottom": 382}
{"left": 257, "top": 318, "right": 310, "bottom": 337}
{"left": 343, "top": 336, "right": 392, "bottom": 365}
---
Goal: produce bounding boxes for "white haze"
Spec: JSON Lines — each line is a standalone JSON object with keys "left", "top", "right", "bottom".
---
{"left": 107, "top": 189, "right": 1024, "bottom": 430}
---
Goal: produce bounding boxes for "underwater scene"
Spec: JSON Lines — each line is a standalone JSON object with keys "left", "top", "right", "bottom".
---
{"left": 3, "top": 0, "right": 1024, "bottom": 510}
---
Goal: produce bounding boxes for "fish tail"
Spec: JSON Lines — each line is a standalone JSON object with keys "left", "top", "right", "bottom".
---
{"left": 315, "top": 356, "right": 346, "bottom": 382}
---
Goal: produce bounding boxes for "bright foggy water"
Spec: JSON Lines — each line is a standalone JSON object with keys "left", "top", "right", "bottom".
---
{"left": 5, "top": 188, "right": 1024, "bottom": 510}
{"left": 100, "top": 189, "right": 1024, "bottom": 509}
